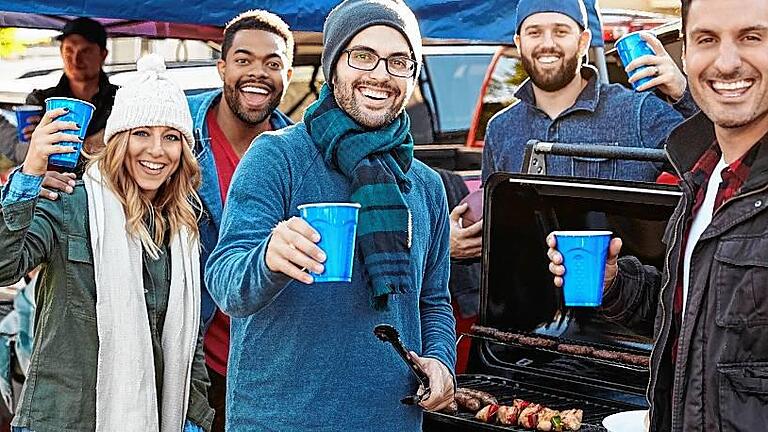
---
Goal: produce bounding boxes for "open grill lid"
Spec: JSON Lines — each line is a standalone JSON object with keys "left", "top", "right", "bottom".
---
{"left": 472, "top": 173, "right": 680, "bottom": 391}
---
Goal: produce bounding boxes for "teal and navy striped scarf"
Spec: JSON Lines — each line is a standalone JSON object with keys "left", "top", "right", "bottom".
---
{"left": 304, "top": 84, "right": 414, "bottom": 310}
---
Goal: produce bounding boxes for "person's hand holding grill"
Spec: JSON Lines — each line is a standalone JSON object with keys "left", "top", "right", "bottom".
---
{"left": 546, "top": 233, "right": 623, "bottom": 291}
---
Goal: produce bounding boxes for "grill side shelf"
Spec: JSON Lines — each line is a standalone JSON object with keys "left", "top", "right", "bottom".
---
{"left": 464, "top": 331, "right": 649, "bottom": 372}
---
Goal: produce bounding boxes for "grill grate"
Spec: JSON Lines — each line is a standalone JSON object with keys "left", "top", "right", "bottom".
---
{"left": 426, "top": 374, "right": 638, "bottom": 431}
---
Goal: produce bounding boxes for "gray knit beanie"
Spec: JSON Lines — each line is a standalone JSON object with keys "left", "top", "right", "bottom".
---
{"left": 322, "top": 0, "right": 423, "bottom": 86}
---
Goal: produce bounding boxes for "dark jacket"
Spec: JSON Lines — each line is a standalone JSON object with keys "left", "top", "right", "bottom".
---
{"left": 0, "top": 178, "right": 214, "bottom": 432}
{"left": 0, "top": 116, "right": 28, "bottom": 167}
{"left": 435, "top": 168, "right": 480, "bottom": 317}
{"left": 601, "top": 112, "right": 768, "bottom": 431}
{"left": 26, "top": 71, "right": 118, "bottom": 139}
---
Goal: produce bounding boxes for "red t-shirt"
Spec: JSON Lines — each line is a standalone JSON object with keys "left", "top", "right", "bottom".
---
{"left": 203, "top": 109, "right": 274, "bottom": 376}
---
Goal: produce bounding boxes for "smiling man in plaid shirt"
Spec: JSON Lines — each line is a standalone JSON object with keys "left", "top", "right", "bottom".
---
{"left": 547, "top": 0, "right": 768, "bottom": 429}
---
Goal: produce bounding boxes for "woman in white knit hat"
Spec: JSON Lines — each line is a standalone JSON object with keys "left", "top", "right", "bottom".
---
{"left": 0, "top": 54, "right": 213, "bottom": 432}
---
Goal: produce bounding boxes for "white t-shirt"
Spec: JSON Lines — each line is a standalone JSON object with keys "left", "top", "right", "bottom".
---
{"left": 682, "top": 156, "right": 729, "bottom": 316}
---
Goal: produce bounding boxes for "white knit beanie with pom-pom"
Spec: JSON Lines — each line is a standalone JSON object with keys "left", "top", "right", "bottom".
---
{"left": 103, "top": 53, "right": 194, "bottom": 146}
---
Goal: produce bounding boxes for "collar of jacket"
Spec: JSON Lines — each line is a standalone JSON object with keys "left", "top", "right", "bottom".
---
{"left": 666, "top": 110, "right": 768, "bottom": 193}
{"left": 515, "top": 65, "right": 602, "bottom": 114}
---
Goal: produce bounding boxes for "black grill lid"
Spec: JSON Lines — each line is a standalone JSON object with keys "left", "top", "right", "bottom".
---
{"left": 480, "top": 173, "right": 681, "bottom": 353}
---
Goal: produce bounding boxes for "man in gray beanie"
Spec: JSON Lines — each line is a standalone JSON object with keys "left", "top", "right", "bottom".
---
{"left": 204, "top": 0, "right": 457, "bottom": 430}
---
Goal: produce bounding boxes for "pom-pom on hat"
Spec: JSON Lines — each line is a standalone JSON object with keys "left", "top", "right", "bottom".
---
{"left": 104, "top": 54, "right": 194, "bottom": 146}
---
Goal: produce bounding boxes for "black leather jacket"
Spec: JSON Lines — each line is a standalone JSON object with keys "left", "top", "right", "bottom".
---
{"left": 601, "top": 112, "right": 768, "bottom": 431}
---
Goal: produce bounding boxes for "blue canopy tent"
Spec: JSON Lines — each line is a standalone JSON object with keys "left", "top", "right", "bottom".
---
{"left": 0, "top": 0, "right": 609, "bottom": 81}
{"left": 0, "top": 0, "right": 604, "bottom": 46}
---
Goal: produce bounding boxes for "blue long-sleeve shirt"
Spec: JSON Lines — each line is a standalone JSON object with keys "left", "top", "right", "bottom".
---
{"left": 482, "top": 66, "right": 698, "bottom": 183}
{"left": 204, "top": 122, "right": 456, "bottom": 432}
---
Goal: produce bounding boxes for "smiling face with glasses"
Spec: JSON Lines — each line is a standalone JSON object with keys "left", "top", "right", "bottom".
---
{"left": 332, "top": 25, "right": 419, "bottom": 128}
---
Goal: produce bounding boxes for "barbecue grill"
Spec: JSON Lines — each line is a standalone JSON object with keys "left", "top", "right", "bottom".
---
{"left": 424, "top": 172, "right": 682, "bottom": 431}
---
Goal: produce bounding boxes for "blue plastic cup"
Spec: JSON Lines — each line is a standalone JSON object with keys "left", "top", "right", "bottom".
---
{"left": 13, "top": 105, "right": 43, "bottom": 143}
{"left": 554, "top": 230, "right": 613, "bottom": 307}
{"left": 615, "top": 32, "right": 656, "bottom": 91}
{"left": 44, "top": 97, "right": 95, "bottom": 168}
{"left": 298, "top": 203, "right": 361, "bottom": 283}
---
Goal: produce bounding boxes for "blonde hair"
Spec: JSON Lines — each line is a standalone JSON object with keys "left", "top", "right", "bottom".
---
{"left": 88, "top": 130, "right": 202, "bottom": 259}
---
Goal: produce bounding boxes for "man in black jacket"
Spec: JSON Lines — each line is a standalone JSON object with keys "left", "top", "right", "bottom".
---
{"left": 548, "top": 0, "right": 768, "bottom": 429}
{"left": 27, "top": 17, "right": 118, "bottom": 195}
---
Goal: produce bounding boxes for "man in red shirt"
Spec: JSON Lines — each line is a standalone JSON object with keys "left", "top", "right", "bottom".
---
{"left": 187, "top": 10, "right": 294, "bottom": 431}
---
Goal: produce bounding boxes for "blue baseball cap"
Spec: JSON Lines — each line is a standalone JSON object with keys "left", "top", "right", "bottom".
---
{"left": 515, "top": 0, "right": 588, "bottom": 35}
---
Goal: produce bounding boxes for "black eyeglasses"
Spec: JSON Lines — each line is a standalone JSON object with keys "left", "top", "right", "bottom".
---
{"left": 343, "top": 49, "right": 418, "bottom": 78}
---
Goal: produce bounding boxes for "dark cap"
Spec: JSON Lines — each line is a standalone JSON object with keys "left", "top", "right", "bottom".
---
{"left": 515, "top": 0, "right": 588, "bottom": 35}
{"left": 56, "top": 17, "right": 107, "bottom": 49}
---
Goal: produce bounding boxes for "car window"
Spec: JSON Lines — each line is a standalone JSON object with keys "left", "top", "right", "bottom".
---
{"left": 423, "top": 53, "right": 494, "bottom": 134}
{"left": 474, "top": 48, "right": 527, "bottom": 143}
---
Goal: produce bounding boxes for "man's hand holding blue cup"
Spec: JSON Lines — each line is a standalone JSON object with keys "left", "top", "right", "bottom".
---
{"left": 546, "top": 231, "right": 623, "bottom": 307}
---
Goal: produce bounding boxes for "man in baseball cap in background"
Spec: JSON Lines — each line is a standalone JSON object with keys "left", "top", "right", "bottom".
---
{"left": 25, "top": 17, "right": 118, "bottom": 194}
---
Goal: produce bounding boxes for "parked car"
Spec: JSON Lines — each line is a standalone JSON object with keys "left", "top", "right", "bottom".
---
{"left": 600, "top": 8, "right": 678, "bottom": 44}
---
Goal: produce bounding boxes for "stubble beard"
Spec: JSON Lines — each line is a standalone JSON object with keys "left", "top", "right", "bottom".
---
{"left": 333, "top": 78, "right": 407, "bottom": 129}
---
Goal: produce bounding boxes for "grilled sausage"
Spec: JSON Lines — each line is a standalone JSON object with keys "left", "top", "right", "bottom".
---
{"left": 440, "top": 400, "right": 459, "bottom": 415}
{"left": 620, "top": 352, "right": 651, "bottom": 367}
{"left": 592, "top": 349, "right": 623, "bottom": 361}
{"left": 457, "top": 388, "right": 498, "bottom": 406}
{"left": 470, "top": 324, "right": 499, "bottom": 338}
{"left": 557, "top": 343, "right": 595, "bottom": 356}
{"left": 518, "top": 335, "right": 557, "bottom": 349}
{"left": 454, "top": 391, "right": 483, "bottom": 412}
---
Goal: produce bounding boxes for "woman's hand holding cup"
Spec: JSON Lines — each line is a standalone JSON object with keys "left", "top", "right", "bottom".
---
{"left": 22, "top": 108, "right": 80, "bottom": 176}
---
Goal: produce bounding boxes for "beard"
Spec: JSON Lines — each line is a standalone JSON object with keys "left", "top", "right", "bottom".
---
{"left": 333, "top": 77, "right": 407, "bottom": 129}
{"left": 521, "top": 48, "right": 581, "bottom": 92}
{"left": 223, "top": 78, "right": 281, "bottom": 125}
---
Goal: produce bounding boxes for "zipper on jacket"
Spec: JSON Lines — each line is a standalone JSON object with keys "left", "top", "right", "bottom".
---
{"left": 646, "top": 181, "right": 690, "bottom": 429}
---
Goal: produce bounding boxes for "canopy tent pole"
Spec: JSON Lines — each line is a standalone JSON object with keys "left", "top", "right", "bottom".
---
{"left": 591, "top": 47, "right": 610, "bottom": 84}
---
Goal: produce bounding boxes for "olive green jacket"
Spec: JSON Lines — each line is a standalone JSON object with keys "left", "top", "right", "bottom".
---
{"left": 0, "top": 176, "right": 214, "bottom": 432}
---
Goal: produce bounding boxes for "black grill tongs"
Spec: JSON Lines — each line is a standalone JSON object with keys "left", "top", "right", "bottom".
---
{"left": 373, "top": 324, "right": 431, "bottom": 406}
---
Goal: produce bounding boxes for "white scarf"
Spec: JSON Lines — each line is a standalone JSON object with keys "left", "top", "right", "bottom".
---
{"left": 84, "top": 165, "right": 200, "bottom": 432}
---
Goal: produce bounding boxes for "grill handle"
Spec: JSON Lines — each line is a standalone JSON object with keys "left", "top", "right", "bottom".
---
{"left": 523, "top": 140, "right": 668, "bottom": 175}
